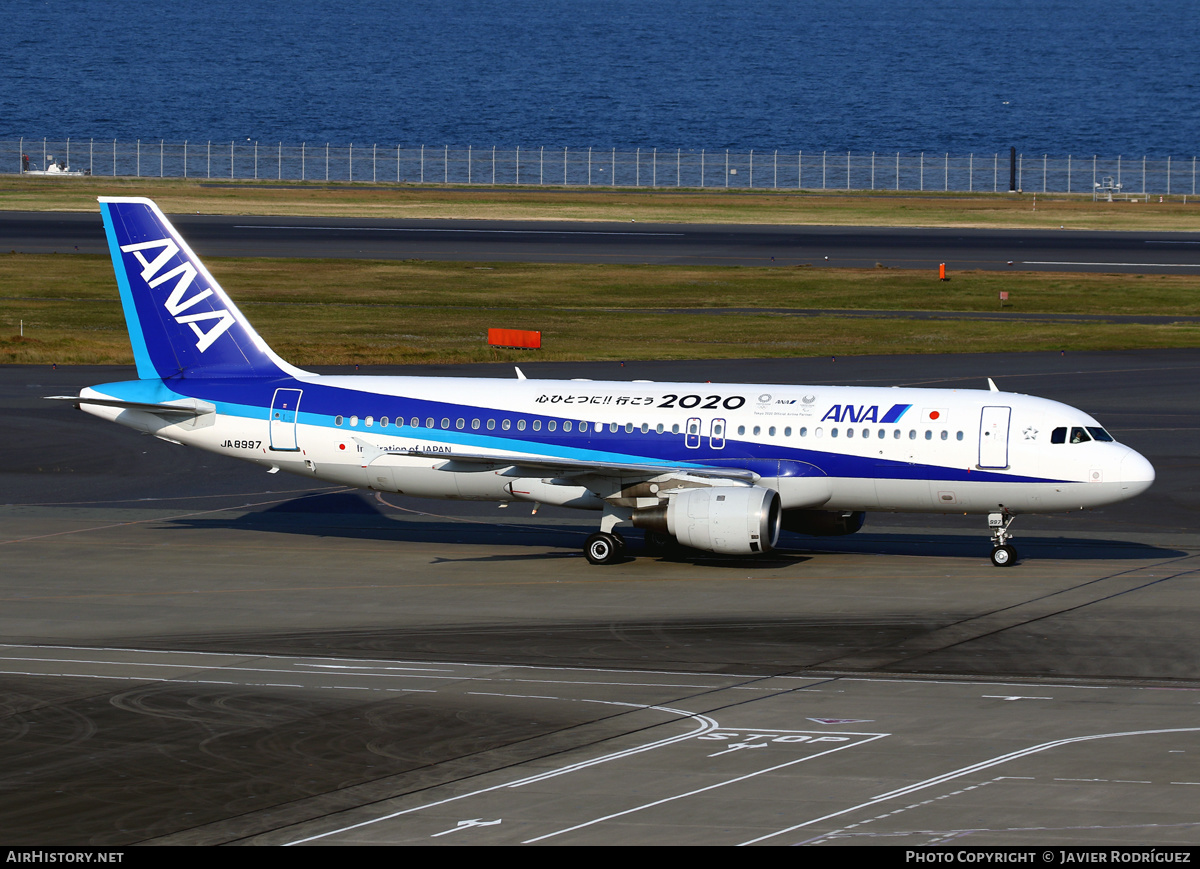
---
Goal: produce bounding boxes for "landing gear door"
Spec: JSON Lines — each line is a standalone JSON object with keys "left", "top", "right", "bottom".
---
{"left": 269, "top": 388, "right": 303, "bottom": 451}
{"left": 978, "top": 405, "right": 1011, "bottom": 469}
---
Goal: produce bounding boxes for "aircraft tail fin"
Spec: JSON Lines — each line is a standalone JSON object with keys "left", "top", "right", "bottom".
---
{"left": 98, "top": 197, "right": 307, "bottom": 380}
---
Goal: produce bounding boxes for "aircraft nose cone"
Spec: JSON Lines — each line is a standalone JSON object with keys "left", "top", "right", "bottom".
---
{"left": 1120, "top": 448, "right": 1155, "bottom": 497}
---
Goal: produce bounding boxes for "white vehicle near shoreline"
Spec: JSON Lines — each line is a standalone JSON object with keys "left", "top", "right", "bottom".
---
{"left": 21, "top": 153, "right": 89, "bottom": 176}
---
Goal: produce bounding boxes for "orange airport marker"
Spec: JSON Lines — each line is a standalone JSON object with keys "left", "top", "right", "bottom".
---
{"left": 488, "top": 328, "right": 542, "bottom": 349}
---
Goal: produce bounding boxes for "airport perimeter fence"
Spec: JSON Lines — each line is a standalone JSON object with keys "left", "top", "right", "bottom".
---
{"left": 6, "top": 137, "right": 1200, "bottom": 197}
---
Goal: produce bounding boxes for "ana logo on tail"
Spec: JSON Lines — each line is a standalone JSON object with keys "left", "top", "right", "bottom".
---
{"left": 120, "top": 237, "right": 234, "bottom": 352}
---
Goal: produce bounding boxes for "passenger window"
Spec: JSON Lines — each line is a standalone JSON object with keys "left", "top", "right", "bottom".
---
{"left": 487, "top": 419, "right": 496, "bottom": 430}
{"left": 350, "top": 415, "right": 359, "bottom": 427}
{"left": 365, "top": 416, "right": 373, "bottom": 428}
{"left": 956, "top": 431, "right": 963, "bottom": 441}
{"left": 768, "top": 426, "right": 776, "bottom": 436}
{"left": 440, "top": 417, "right": 450, "bottom": 429}
{"left": 472, "top": 419, "right": 480, "bottom": 430}
{"left": 335, "top": 415, "right": 343, "bottom": 426}
{"left": 672, "top": 424, "right": 680, "bottom": 434}
{"left": 799, "top": 427, "right": 807, "bottom": 437}
{"left": 411, "top": 417, "right": 419, "bottom": 428}
{"left": 562, "top": 420, "right": 571, "bottom": 432}
{"left": 502, "top": 419, "right": 511, "bottom": 431}
{"left": 548, "top": 420, "right": 557, "bottom": 432}
{"left": 752, "top": 425, "right": 761, "bottom": 436}
{"left": 1051, "top": 427, "right": 1066, "bottom": 444}
{"left": 381, "top": 417, "right": 388, "bottom": 428}
{"left": 625, "top": 423, "right": 633, "bottom": 433}
{"left": 846, "top": 428, "right": 854, "bottom": 438}
{"left": 532, "top": 420, "right": 541, "bottom": 431}
{"left": 456, "top": 418, "right": 465, "bottom": 430}
{"left": 517, "top": 419, "right": 526, "bottom": 431}
{"left": 940, "top": 430, "right": 948, "bottom": 440}
{"left": 784, "top": 426, "right": 792, "bottom": 437}
{"left": 737, "top": 425, "right": 746, "bottom": 435}
{"left": 831, "top": 428, "right": 839, "bottom": 438}
{"left": 925, "top": 430, "right": 932, "bottom": 440}
{"left": 425, "top": 417, "right": 434, "bottom": 429}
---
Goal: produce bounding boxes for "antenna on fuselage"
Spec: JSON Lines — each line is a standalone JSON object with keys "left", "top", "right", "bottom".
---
{"left": 514, "top": 367, "right": 527, "bottom": 380}
{"left": 987, "top": 378, "right": 999, "bottom": 392}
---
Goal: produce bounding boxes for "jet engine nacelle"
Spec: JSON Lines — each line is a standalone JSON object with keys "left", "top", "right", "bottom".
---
{"left": 781, "top": 508, "right": 866, "bottom": 537}
{"left": 636, "top": 485, "right": 782, "bottom": 555}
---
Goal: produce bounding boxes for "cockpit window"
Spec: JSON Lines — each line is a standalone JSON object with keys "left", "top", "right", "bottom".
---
{"left": 1087, "top": 427, "right": 1115, "bottom": 442}
{"left": 1070, "top": 427, "right": 1092, "bottom": 444}
{"left": 1051, "top": 427, "right": 1066, "bottom": 444}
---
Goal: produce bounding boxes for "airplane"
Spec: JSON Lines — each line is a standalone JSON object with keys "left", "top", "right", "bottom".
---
{"left": 49, "top": 197, "right": 1155, "bottom": 567}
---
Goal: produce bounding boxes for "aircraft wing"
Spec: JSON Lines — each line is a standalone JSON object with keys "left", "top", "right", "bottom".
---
{"left": 354, "top": 439, "right": 761, "bottom": 482}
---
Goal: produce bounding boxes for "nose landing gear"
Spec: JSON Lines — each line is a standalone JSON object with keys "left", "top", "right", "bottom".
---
{"left": 988, "top": 511, "right": 1018, "bottom": 567}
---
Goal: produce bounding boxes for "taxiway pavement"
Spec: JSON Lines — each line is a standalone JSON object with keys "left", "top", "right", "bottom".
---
{"left": 2, "top": 352, "right": 1198, "bottom": 845}
{"left": 6, "top": 210, "right": 1200, "bottom": 273}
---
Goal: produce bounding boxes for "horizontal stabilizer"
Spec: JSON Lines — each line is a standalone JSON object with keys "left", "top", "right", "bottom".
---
{"left": 45, "top": 395, "right": 216, "bottom": 417}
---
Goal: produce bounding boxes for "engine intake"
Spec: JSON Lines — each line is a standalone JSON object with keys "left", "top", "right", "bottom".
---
{"left": 634, "top": 485, "right": 782, "bottom": 555}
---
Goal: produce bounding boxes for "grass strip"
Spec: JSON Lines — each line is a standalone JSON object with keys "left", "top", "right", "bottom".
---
{"left": 5, "top": 176, "right": 1200, "bottom": 232}
{"left": 3, "top": 254, "right": 1197, "bottom": 365}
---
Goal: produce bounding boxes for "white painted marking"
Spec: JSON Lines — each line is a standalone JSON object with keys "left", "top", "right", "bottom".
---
{"left": 1022, "top": 261, "right": 1200, "bottom": 268}
{"left": 283, "top": 706, "right": 719, "bottom": 845}
{"left": 523, "top": 734, "right": 886, "bottom": 844}
{"left": 304, "top": 664, "right": 453, "bottom": 672}
{"left": 467, "top": 691, "right": 562, "bottom": 700}
{"left": 430, "top": 819, "right": 501, "bottom": 837}
{"left": 708, "top": 742, "right": 769, "bottom": 757}
{"left": 236, "top": 225, "right": 686, "bottom": 237}
{"left": 739, "top": 725, "right": 1200, "bottom": 845}
{"left": 0, "top": 644, "right": 734, "bottom": 690}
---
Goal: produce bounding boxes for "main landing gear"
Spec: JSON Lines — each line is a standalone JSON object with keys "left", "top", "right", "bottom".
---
{"left": 584, "top": 509, "right": 631, "bottom": 565}
{"left": 584, "top": 531, "right": 626, "bottom": 565}
{"left": 988, "top": 511, "right": 1018, "bottom": 567}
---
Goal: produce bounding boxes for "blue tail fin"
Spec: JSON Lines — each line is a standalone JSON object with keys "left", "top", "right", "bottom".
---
{"left": 99, "top": 197, "right": 306, "bottom": 380}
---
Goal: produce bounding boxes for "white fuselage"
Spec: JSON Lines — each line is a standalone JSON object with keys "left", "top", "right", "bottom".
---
{"left": 79, "top": 374, "right": 1155, "bottom": 518}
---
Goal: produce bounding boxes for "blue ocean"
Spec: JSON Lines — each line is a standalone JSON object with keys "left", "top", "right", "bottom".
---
{"left": 6, "top": 0, "right": 1197, "bottom": 156}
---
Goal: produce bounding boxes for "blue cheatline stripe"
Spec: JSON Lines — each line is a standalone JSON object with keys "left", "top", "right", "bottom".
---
{"left": 321, "top": 420, "right": 709, "bottom": 469}
{"left": 100, "top": 203, "right": 156, "bottom": 380}
{"left": 95, "top": 379, "right": 186, "bottom": 404}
